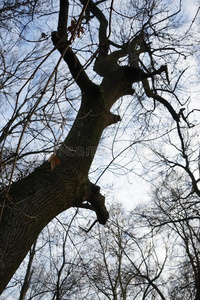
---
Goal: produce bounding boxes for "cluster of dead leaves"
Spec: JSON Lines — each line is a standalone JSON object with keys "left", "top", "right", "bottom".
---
{"left": 67, "top": 18, "right": 84, "bottom": 38}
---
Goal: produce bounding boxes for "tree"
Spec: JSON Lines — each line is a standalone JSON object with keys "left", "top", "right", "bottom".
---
{"left": 82, "top": 204, "right": 168, "bottom": 300}
{"left": 1, "top": 210, "right": 91, "bottom": 300}
{"left": 140, "top": 170, "right": 200, "bottom": 299}
{"left": 0, "top": 0, "right": 199, "bottom": 294}
{"left": 1, "top": 203, "right": 170, "bottom": 300}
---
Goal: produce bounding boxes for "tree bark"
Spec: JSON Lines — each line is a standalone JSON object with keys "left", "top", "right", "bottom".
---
{"left": 0, "top": 81, "right": 111, "bottom": 292}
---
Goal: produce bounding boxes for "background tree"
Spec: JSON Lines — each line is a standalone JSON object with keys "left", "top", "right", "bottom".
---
{"left": 0, "top": 0, "right": 199, "bottom": 295}
{"left": 1, "top": 203, "right": 169, "bottom": 300}
{"left": 139, "top": 169, "right": 200, "bottom": 300}
{"left": 82, "top": 204, "right": 168, "bottom": 300}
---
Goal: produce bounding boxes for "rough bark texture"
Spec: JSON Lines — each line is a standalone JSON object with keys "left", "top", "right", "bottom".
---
{"left": 0, "top": 80, "right": 110, "bottom": 292}
{"left": 0, "top": 0, "right": 175, "bottom": 293}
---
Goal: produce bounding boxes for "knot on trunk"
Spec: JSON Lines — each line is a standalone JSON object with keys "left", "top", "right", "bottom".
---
{"left": 105, "top": 112, "right": 121, "bottom": 127}
{"left": 87, "top": 183, "right": 109, "bottom": 225}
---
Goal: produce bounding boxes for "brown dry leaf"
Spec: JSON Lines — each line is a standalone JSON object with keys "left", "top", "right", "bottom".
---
{"left": 67, "top": 19, "right": 84, "bottom": 38}
{"left": 48, "top": 154, "right": 61, "bottom": 170}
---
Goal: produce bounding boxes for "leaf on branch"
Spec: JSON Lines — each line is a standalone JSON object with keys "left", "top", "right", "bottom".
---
{"left": 48, "top": 154, "right": 61, "bottom": 170}
{"left": 67, "top": 18, "right": 85, "bottom": 38}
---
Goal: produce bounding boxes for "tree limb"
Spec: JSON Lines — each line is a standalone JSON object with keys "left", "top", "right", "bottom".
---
{"left": 58, "top": 0, "right": 69, "bottom": 36}
{"left": 142, "top": 77, "right": 179, "bottom": 122}
{"left": 52, "top": 32, "right": 98, "bottom": 95}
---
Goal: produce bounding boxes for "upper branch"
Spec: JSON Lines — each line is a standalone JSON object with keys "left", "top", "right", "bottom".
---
{"left": 82, "top": 0, "right": 109, "bottom": 54}
{"left": 142, "top": 77, "right": 179, "bottom": 122}
{"left": 58, "top": 0, "right": 69, "bottom": 36}
{"left": 52, "top": 32, "right": 97, "bottom": 95}
{"left": 81, "top": 0, "right": 116, "bottom": 76}
{"left": 52, "top": 0, "right": 97, "bottom": 94}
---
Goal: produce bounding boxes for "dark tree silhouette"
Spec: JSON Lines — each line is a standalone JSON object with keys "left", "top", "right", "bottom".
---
{"left": 0, "top": 0, "right": 199, "bottom": 294}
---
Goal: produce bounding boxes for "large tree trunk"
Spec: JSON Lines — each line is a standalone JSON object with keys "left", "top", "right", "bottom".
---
{"left": 0, "top": 83, "right": 111, "bottom": 292}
